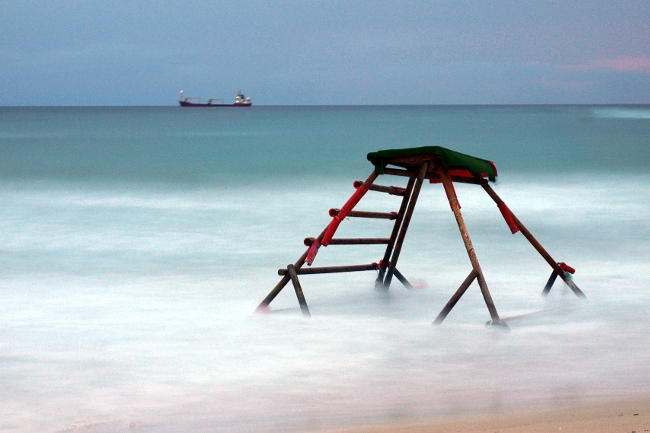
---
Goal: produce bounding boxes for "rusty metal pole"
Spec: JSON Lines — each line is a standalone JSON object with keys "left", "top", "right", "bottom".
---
{"left": 437, "top": 165, "right": 502, "bottom": 324}
{"left": 392, "top": 268, "right": 413, "bottom": 289}
{"left": 255, "top": 227, "right": 325, "bottom": 311}
{"left": 542, "top": 270, "right": 559, "bottom": 296}
{"left": 256, "top": 275, "right": 291, "bottom": 312}
{"left": 287, "top": 264, "right": 310, "bottom": 317}
{"left": 480, "top": 180, "right": 585, "bottom": 298}
{"left": 376, "top": 175, "right": 417, "bottom": 287}
{"left": 434, "top": 269, "right": 478, "bottom": 324}
{"left": 383, "top": 162, "right": 429, "bottom": 289}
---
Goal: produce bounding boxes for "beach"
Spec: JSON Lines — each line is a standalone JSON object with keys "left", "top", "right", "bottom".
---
{"left": 318, "top": 396, "right": 650, "bottom": 433}
{"left": 1, "top": 105, "right": 649, "bottom": 433}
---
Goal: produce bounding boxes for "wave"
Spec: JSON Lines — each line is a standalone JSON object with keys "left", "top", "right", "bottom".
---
{"left": 592, "top": 107, "right": 650, "bottom": 119}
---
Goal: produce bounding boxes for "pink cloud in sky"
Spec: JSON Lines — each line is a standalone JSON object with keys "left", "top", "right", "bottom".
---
{"left": 535, "top": 78, "right": 598, "bottom": 92}
{"left": 591, "top": 56, "right": 650, "bottom": 74}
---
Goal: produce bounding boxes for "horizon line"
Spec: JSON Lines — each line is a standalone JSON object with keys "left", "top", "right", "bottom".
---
{"left": 1, "top": 102, "right": 649, "bottom": 108}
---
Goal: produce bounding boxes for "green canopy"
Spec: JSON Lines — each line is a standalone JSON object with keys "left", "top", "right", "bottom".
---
{"left": 366, "top": 146, "right": 497, "bottom": 181}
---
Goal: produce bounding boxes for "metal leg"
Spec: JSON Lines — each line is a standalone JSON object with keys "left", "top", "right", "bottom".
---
{"left": 480, "top": 180, "right": 585, "bottom": 299}
{"left": 541, "top": 270, "right": 558, "bottom": 296}
{"left": 438, "top": 166, "right": 502, "bottom": 324}
{"left": 383, "top": 162, "right": 429, "bottom": 289}
{"left": 376, "top": 176, "right": 417, "bottom": 288}
{"left": 287, "top": 264, "right": 310, "bottom": 317}
{"left": 558, "top": 272, "right": 586, "bottom": 298}
{"left": 256, "top": 275, "right": 290, "bottom": 311}
{"left": 393, "top": 268, "right": 413, "bottom": 289}
{"left": 434, "top": 270, "right": 477, "bottom": 324}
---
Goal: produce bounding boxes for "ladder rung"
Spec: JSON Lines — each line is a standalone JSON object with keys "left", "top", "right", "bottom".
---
{"left": 304, "top": 237, "right": 390, "bottom": 246}
{"left": 354, "top": 180, "right": 406, "bottom": 196}
{"left": 329, "top": 208, "right": 397, "bottom": 220}
{"left": 278, "top": 263, "right": 379, "bottom": 275}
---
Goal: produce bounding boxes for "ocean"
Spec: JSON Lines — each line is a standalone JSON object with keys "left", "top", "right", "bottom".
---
{"left": 1, "top": 105, "right": 649, "bottom": 433}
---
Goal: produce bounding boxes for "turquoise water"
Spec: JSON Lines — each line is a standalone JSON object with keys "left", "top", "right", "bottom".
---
{"left": 1, "top": 105, "right": 649, "bottom": 433}
{"left": 2, "top": 106, "right": 649, "bottom": 183}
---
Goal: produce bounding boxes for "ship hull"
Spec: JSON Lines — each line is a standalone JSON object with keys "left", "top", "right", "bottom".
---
{"left": 179, "top": 101, "right": 252, "bottom": 107}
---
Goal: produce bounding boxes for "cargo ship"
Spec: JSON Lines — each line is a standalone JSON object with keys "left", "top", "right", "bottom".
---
{"left": 178, "top": 90, "right": 252, "bottom": 107}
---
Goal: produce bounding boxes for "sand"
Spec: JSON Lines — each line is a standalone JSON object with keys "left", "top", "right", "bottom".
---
{"left": 315, "top": 396, "right": 650, "bottom": 433}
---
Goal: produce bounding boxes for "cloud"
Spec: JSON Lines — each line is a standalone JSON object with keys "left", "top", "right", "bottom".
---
{"left": 563, "top": 56, "right": 650, "bottom": 75}
{"left": 535, "top": 78, "right": 598, "bottom": 93}
{"left": 591, "top": 56, "right": 650, "bottom": 74}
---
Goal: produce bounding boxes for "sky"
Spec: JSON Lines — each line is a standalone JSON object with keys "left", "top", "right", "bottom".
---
{"left": 1, "top": 0, "right": 649, "bottom": 105}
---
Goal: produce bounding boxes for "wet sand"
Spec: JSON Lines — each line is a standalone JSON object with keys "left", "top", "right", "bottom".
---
{"left": 314, "top": 395, "right": 650, "bottom": 433}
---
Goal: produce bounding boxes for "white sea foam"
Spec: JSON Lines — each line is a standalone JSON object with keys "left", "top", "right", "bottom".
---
{"left": 1, "top": 106, "right": 649, "bottom": 433}
{"left": 592, "top": 107, "right": 650, "bottom": 119}
{"left": 1, "top": 172, "right": 649, "bottom": 433}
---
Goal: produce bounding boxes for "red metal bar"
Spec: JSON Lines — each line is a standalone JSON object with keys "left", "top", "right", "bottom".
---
{"left": 497, "top": 202, "right": 520, "bottom": 234}
{"left": 558, "top": 262, "right": 575, "bottom": 274}
{"left": 309, "top": 171, "right": 378, "bottom": 265}
{"left": 305, "top": 240, "right": 321, "bottom": 265}
{"left": 321, "top": 173, "right": 378, "bottom": 247}
{"left": 320, "top": 218, "right": 342, "bottom": 246}
{"left": 321, "top": 188, "right": 365, "bottom": 245}
{"left": 479, "top": 179, "right": 585, "bottom": 298}
{"left": 340, "top": 185, "right": 368, "bottom": 216}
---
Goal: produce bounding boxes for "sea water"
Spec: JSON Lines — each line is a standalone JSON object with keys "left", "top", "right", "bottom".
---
{"left": 1, "top": 105, "right": 649, "bottom": 433}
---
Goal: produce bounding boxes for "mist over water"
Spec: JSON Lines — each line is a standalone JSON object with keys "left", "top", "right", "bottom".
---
{"left": 1, "top": 106, "right": 649, "bottom": 433}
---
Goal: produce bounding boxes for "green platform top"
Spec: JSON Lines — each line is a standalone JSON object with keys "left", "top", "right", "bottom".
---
{"left": 367, "top": 146, "right": 497, "bottom": 181}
